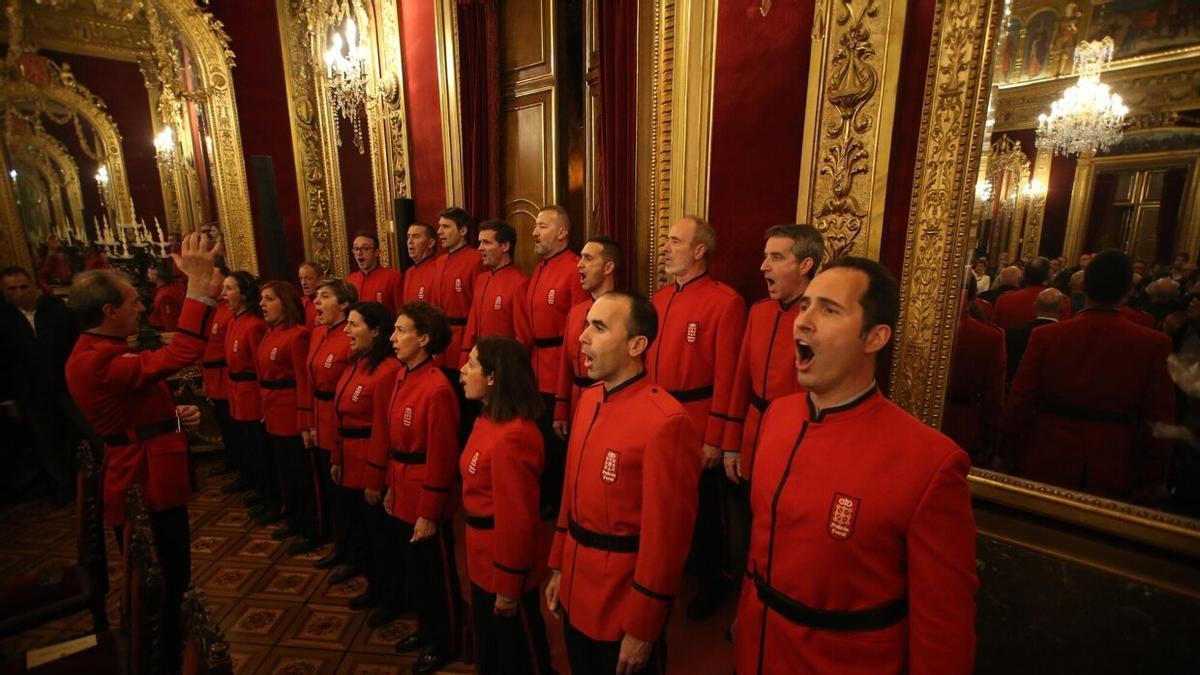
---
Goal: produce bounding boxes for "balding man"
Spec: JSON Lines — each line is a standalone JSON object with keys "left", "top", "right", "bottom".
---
{"left": 979, "top": 265, "right": 1020, "bottom": 304}
{"left": 1145, "top": 277, "right": 1181, "bottom": 326}
{"left": 995, "top": 257, "right": 1071, "bottom": 328}
{"left": 1004, "top": 288, "right": 1066, "bottom": 383}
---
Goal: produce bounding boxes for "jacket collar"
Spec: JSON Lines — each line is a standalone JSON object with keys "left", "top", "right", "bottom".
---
{"left": 539, "top": 246, "right": 570, "bottom": 267}
{"left": 806, "top": 382, "right": 879, "bottom": 423}
{"left": 674, "top": 272, "right": 709, "bottom": 292}
{"left": 603, "top": 369, "right": 647, "bottom": 401}
{"left": 81, "top": 331, "right": 129, "bottom": 344}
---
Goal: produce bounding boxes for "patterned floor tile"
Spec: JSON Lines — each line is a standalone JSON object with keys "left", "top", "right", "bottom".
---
{"left": 310, "top": 573, "right": 369, "bottom": 606}
{"left": 190, "top": 527, "right": 243, "bottom": 560}
{"left": 278, "top": 604, "right": 366, "bottom": 651}
{"left": 334, "top": 652, "right": 414, "bottom": 675}
{"left": 251, "top": 565, "right": 330, "bottom": 603}
{"left": 345, "top": 615, "right": 418, "bottom": 656}
{"left": 280, "top": 542, "right": 334, "bottom": 567}
{"left": 256, "top": 646, "right": 345, "bottom": 675}
{"left": 196, "top": 561, "right": 269, "bottom": 599}
{"left": 226, "top": 641, "right": 272, "bottom": 675}
{"left": 221, "top": 598, "right": 303, "bottom": 647}
{"left": 209, "top": 507, "right": 257, "bottom": 531}
{"left": 191, "top": 484, "right": 237, "bottom": 509}
{"left": 228, "top": 533, "right": 289, "bottom": 565}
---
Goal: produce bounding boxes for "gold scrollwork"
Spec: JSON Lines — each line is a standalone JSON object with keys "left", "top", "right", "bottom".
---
{"left": 647, "top": 0, "right": 675, "bottom": 292}
{"left": 8, "top": 116, "right": 86, "bottom": 231}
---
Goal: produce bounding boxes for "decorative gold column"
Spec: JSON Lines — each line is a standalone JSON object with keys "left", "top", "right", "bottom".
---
{"left": 666, "top": 0, "right": 718, "bottom": 223}
{"left": 0, "top": 140, "right": 31, "bottom": 270}
{"left": 890, "top": 0, "right": 1000, "bottom": 427}
{"left": 796, "top": 0, "right": 909, "bottom": 262}
{"left": 433, "top": 0, "right": 464, "bottom": 208}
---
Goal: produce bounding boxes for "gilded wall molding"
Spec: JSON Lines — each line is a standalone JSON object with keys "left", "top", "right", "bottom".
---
{"left": 645, "top": 0, "right": 675, "bottom": 292}
{"left": 9, "top": 118, "right": 85, "bottom": 232}
{"left": 0, "top": 2, "right": 149, "bottom": 62}
{"left": 796, "top": 0, "right": 909, "bottom": 261}
{"left": 0, "top": 129, "right": 29, "bottom": 269}
{"left": 665, "top": 0, "right": 718, "bottom": 230}
{"left": 1021, "top": 149, "right": 1050, "bottom": 260}
{"left": 12, "top": 151, "right": 66, "bottom": 231}
{"left": 889, "top": 0, "right": 999, "bottom": 427}
{"left": 433, "top": 0, "right": 464, "bottom": 208}
{"left": 363, "top": 0, "right": 412, "bottom": 266}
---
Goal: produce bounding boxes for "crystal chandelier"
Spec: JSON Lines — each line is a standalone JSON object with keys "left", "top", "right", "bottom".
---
{"left": 154, "top": 127, "right": 176, "bottom": 169}
{"left": 323, "top": 0, "right": 370, "bottom": 153}
{"left": 1036, "top": 37, "right": 1129, "bottom": 157}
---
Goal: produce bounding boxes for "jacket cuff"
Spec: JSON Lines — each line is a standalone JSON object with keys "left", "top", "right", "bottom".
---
{"left": 548, "top": 526, "right": 566, "bottom": 569}
{"left": 418, "top": 485, "right": 451, "bottom": 520}
{"left": 493, "top": 562, "right": 528, "bottom": 600}
{"left": 622, "top": 582, "right": 672, "bottom": 642}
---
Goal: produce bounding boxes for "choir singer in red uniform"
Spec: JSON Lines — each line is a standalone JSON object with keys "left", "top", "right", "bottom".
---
{"left": 733, "top": 257, "right": 977, "bottom": 675}
{"left": 402, "top": 222, "right": 440, "bottom": 303}
{"left": 432, "top": 207, "right": 486, "bottom": 442}
{"left": 461, "top": 220, "right": 532, "bottom": 365}
{"left": 460, "top": 336, "right": 553, "bottom": 674}
{"left": 546, "top": 291, "right": 701, "bottom": 675}
{"left": 347, "top": 231, "right": 403, "bottom": 314}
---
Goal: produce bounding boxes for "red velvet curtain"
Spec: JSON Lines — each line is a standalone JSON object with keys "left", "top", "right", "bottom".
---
{"left": 458, "top": 0, "right": 501, "bottom": 223}
{"left": 597, "top": 1, "right": 638, "bottom": 290}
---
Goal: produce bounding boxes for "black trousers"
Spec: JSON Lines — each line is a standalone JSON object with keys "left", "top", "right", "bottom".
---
{"left": 443, "top": 367, "right": 478, "bottom": 449}
{"left": 114, "top": 505, "right": 190, "bottom": 669}
{"left": 334, "top": 484, "right": 370, "bottom": 570}
{"left": 269, "top": 434, "right": 318, "bottom": 540}
{"left": 313, "top": 449, "right": 336, "bottom": 542}
{"left": 23, "top": 392, "right": 88, "bottom": 500}
{"left": 394, "top": 517, "right": 462, "bottom": 658}
{"left": 470, "top": 584, "right": 552, "bottom": 675}
{"left": 234, "top": 419, "right": 279, "bottom": 510}
{"left": 536, "top": 392, "right": 563, "bottom": 512}
{"left": 726, "top": 480, "right": 752, "bottom": 581}
{"left": 562, "top": 614, "right": 665, "bottom": 675}
{"left": 210, "top": 398, "right": 234, "bottom": 457}
{"left": 691, "top": 466, "right": 728, "bottom": 588}
{"left": 368, "top": 503, "right": 406, "bottom": 607}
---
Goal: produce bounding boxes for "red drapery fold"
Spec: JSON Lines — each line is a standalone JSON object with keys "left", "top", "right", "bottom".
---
{"left": 457, "top": 0, "right": 501, "bottom": 223}
{"left": 597, "top": 1, "right": 639, "bottom": 290}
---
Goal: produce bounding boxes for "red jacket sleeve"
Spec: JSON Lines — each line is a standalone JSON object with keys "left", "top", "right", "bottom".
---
{"left": 461, "top": 276, "right": 483, "bottom": 368}
{"left": 418, "top": 384, "right": 461, "bottom": 520}
{"left": 906, "top": 449, "right": 978, "bottom": 675}
{"left": 105, "top": 298, "right": 214, "bottom": 389}
{"left": 293, "top": 328, "right": 313, "bottom": 432}
{"left": 722, "top": 319, "right": 755, "bottom": 454}
{"left": 365, "top": 366, "right": 395, "bottom": 491}
{"left": 492, "top": 428, "right": 544, "bottom": 598}
{"left": 622, "top": 410, "right": 701, "bottom": 641}
{"left": 392, "top": 271, "right": 406, "bottom": 314}
{"left": 512, "top": 278, "right": 534, "bottom": 352}
{"left": 706, "top": 296, "right": 747, "bottom": 447}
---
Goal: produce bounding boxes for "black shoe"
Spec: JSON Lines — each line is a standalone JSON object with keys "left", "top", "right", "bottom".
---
{"left": 270, "top": 524, "right": 299, "bottom": 540}
{"left": 313, "top": 549, "right": 345, "bottom": 570}
{"left": 411, "top": 650, "right": 448, "bottom": 674}
{"left": 220, "top": 479, "right": 253, "bottom": 494}
{"left": 328, "top": 564, "right": 360, "bottom": 585}
{"left": 686, "top": 584, "right": 727, "bottom": 622}
{"left": 243, "top": 493, "right": 264, "bottom": 508}
{"left": 348, "top": 589, "right": 382, "bottom": 611}
{"left": 287, "top": 537, "right": 319, "bottom": 556}
{"left": 367, "top": 605, "right": 400, "bottom": 629}
{"left": 252, "top": 509, "right": 284, "bottom": 526}
{"left": 539, "top": 503, "right": 559, "bottom": 521}
{"left": 393, "top": 631, "right": 430, "bottom": 654}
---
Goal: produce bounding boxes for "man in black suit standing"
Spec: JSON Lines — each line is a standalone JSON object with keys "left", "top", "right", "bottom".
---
{"left": 1004, "top": 287, "right": 1066, "bottom": 383}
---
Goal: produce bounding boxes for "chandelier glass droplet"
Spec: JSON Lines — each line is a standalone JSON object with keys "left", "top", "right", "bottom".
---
{"left": 1036, "top": 37, "right": 1129, "bottom": 157}
{"left": 323, "top": 0, "right": 370, "bottom": 152}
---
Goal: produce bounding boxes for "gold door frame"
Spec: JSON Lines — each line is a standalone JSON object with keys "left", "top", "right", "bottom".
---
{"left": 10, "top": 121, "right": 86, "bottom": 234}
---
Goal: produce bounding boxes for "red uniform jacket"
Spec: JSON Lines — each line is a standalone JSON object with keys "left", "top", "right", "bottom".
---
{"left": 431, "top": 245, "right": 486, "bottom": 370}
{"left": 460, "top": 415, "right": 546, "bottom": 597}
{"left": 302, "top": 295, "right": 318, "bottom": 329}
{"left": 734, "top": 389, "right": 977, "bottom": 675}
{"left": 943, "top": 315, "right": 1005, "bottom": 460}
{"left": 526, "top": 249, "right": 588, "bottom": 394}
{"left": 994, "top": 284, "right": 1071, "bottom": 328}
{"left": 66, "top": 298, "right": 215, "bottom": 525}
{"left": 553, "top": 298, "right": 595, "bottom": 423}
{"left": 256, "top": 324, "right": 312, "bottom": 437}
{"left": 148, "top": 282, "right": 185, "bottom": 331}
{"left": 461, "top": 263, "right": 533, "bottom": 366}
{"left": 646, "top": 274, "right": 747, "bottom": 448}
{"left": 974, "top": 297, "right": 996, "bottom": 324}
{"left": 305, "top": 321, "right": 353, "bottom": 452}
{"left": 333, "top": 355, "right": 402, "bottom": 490}
{"left": 225, "top": 311, "right": 269, "bottom": 422}
{"left": 348, "top": 265, "right": 404, "bottom": 315}
{"left": 201, "top": 303, "right": 233, "bottom": 400}
{"left": 402, "top": 254, "right": 439, "bottom": 304}
{"left": 1121, "top": 304, "right": 1155, "bottom": 329}
{"left": 375, "top": 359, "right": 461, "bottom": 523}
{"left": 1006, "top": 308, "right": 1175, "bottom": 496}
{"left": 38, "top": 252, "right": 71, "bottom": 286}
{"left": 548, "top": 373, "right": 701, "bottom": 642}
{"left": 722, "top": 298, "right": 804, "bottom": 478}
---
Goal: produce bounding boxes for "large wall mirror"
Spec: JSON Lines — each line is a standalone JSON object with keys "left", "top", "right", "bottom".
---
{"left": 0, "top": 0, "right": 256, "bottom": 279}
{"left": 927, "top": 0, "right": 1200, "bottom": 562}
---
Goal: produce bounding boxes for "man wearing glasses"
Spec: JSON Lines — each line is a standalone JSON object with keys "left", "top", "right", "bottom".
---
{"left": 347, "top": 231, "right": 403, "bottom": 314}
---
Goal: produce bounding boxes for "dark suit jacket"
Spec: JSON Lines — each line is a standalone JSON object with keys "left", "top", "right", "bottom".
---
{"left": 1004, "top": 317, "right": 1057, "bottom": 383}
{"left": 979, "top": 284, "right": 1017, "bottom": 305}
{"left": 0, "top": 294, "right": 80, "bottom": 402}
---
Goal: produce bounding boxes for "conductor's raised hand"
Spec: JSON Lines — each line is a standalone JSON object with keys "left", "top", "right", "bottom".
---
{"left": 178, "top": 231, "right": 225, "bottom": 296}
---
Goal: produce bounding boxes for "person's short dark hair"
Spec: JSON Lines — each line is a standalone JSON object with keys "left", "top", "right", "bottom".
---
{"left": 821, "top": 257, "right": 900, "bottom": 333}
{"left": 347, "top": 301, "right": 395, "bottom": 372}
{"left": 315, "top": 278, "right": 358, "bottom": 305}
{"left": 262, "top": 280, "right": 306, "bottom": 328}
{"left": 397, "top": 300, "right": 452, "bottom": 356}
{"left": 585, "top": 235, "right": 623, "bottom": 273}
{"left": 409, "top": 222, "right": 437, "bottom": 240}
{"left": 69, "top": 269, "right": 129, "bottom": 329}
{"left": 153, "top": 258, "right": 175, "bottom": 284}
{"left": 1023, "top": 256, "right": 1051, "bottom": 286}
{"left": 353, "top": 230, "right": 380, "bottom": 248}
{"left": 478, "top": 220, "right": 517, "bottom": 251}
{"left": 229, "top": 270, "right": 263, "bottom": 317}
{"left": 475, "top": 335, "right": 544, "bottom": 423}
{"left": 540, "top": 204, "right": 570, "bottom": 229}
{"left": 1, "top": 266, "right": 32, "bottom": 281}
{"left": 1084, "top": 249, "right": 1134, "bottom": 305}
{"left": 600, "top": 290, "right": 658, "bottom": 349}
{"left": 438, "top": 207, "right": 474, "bottom": 234}
{"left": 1051, "top": 269, "right": 1072, "bottom": 293}
{"left": 765, "top": 224, "right": 825, "bottom": 279}
{"left": 299, "top": 260, "right": 324, "bottom": 277}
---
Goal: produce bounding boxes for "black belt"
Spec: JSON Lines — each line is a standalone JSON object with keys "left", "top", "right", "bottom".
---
{"left": 668, "top": 385, "right": 713, "bottom": 403}
{"left": 750, "top": 391, "right": 769, "bottom": 413}
{"left": 464, "top": 513, "right": 495, "bottom": 529}
{"left": 1043, "top": 400, "right": 1132, "bottom": 425}
{"left": 390, "top": 449, "right": 427, "bottom": 464}
{"left": 103, "top": 419, "right": 178, "bottom": 447}
{"left": 339, "top": 426, "right": 371, "bottom": 439}
{"left": 447, "top": 317, "right": 467, "bottom": 326}
{"left": 313, "top": 389, "right": 334, "bottom": 401}
{"left": 573, "top": 375, "right": 595, "bottom": 388}
{"left": 751, "top": 572, "right": 907, "bottom": 632}
{"left": 567, "top": 517, "right": 638, "bottom": 553}
{"left": 260, "top": 378, "right": 296, "bottom": 390}
{"left": 201, "top": 358, "right": 227, "bottom": 369}
{"left": 533, "top": 336, "right": 564, "bottom": 348}
{"left": 228, "top": 371, "right": 256, "bottom": 382}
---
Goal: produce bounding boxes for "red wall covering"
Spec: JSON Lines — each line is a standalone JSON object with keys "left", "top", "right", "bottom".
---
{"left": 707, "top": 1, "right": 814, "bottom": 302}
{"left": 987, "top": 127, "right": 1077, "bottom": 260}
{"left": 207, "top": 1, "right": 304, "bottom": 279}
{"left": 42, "top": 49, "right": 167, "bottom": 229}
{"left": 336, "top": 110, "right": 378, "bottom": 251}
{"left": 399, "top": 0, "right": 449, "bottom": 226}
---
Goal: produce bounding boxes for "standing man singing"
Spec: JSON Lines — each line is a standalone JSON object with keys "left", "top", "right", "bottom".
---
{"left": 347, "top": 231, "right": 403, "bottom": 315}
{"left": 733, "top": 257, "right": 977, "bottom": 675}
{"left": 646, "top": 215, "right": 746, "bottom": 620}
{"left": 546, "top": 291, "right": 700, "bottom": 675}
{"left": 402, "top": 222, "right": 440, "bottom": 304}
{"left": 298, "top": 261, "right": 322, "bottom": 329}
{"left": 431, "top": 207, "right": 486, "bottom": 443}
{"left": 527, "top": 205, "right": 588, "bottom": 518}
{"left": 460, "top": 220, "right": 532, "bottom": 364}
